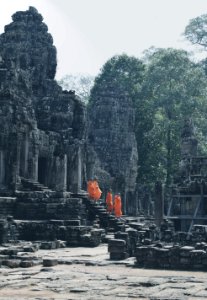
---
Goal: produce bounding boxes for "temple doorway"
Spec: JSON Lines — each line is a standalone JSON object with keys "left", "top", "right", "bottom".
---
{"left": 38, "top": 157, "right": 47, "bottom": 185}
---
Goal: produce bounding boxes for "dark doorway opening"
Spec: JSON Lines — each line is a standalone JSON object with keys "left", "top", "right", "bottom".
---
{"left": 174, "top": 219, "right": 181, "bottom": 231}
{"left": 38, "top": 157, "right": 47, "bottom": 185}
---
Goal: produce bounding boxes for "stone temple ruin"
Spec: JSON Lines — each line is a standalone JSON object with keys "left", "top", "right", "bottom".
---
{"left": 0, "top": 6, "right": 140, "bottom": 256}
{"left": 0, "top": 6, "right": 99, "bottom": 248}
{"left": 0, "top": 6, "right": 86, "bottom": 194}
{"left": 167, "top": 118, "right": 207, "bottom": 232}
{"left": 1, "top": 7, "right": 207, "bottom": 272}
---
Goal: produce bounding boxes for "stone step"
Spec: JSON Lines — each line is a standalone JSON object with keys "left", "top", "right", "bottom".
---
{"left": 0, "top": 197, "right": 16, "bottom": 202}
{"left": 15, "top": 190, "right": 56, "bottom": 198}
{"left": 20, "top": 177, "right": 51, "bottom": 192}
{"left": 0, "top": 197, "right": 16, "bottom": 218}
{"left": 82, "top": 195, "right": 129, "bottom": 236}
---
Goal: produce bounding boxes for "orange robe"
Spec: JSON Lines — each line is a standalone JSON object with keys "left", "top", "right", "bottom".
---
{"left": 114, "top": 195, "right": 122, "bottom": 217}
{"left": 87, "top": 180, "right": 94, "bottom": 197}
{"left": 87, "top": 180, "right": 102, "bottom": 201}
{"left": 106, "top": 192, "right": 113, "bottom": 212}
{"left": 93, "top": 180, "right": 102, "bottom": 200}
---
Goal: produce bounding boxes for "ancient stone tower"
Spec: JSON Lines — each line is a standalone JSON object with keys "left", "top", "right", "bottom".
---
{"left": 87, "top": 85, "right": 138, "bottom": 215}
{"left": 0, "top": 7, "right": 86, "bottom": 194}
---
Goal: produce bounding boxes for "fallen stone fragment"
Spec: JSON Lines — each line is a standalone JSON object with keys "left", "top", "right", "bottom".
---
{"left": 19, "top": 260, "right": 34, "bottom": 268}
{"left": 43, "top": 258, "right": 58, "bottom": 267}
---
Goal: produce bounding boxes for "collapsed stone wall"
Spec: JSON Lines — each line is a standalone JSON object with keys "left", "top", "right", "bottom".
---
{"left": 0, "top": 7, "right": 86, "bottom": 193}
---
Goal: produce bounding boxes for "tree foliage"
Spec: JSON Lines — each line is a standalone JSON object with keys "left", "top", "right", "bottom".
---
{"left": 88, "top": 50, "right": 207, "bottom": 187}
{"left": 184, "top": 14, "right": 207, "bottom": 48}
{"left": 90, "top": 54, "right": 145, "bottom": 103}
{"left": 58, "top": 73, "right": 95, "bottom": 103}
{"left": 89, "top": 55, "right": 148, "bottom": 164}
{"left": 138, "top": 48, "right": 207, "bottom": 184}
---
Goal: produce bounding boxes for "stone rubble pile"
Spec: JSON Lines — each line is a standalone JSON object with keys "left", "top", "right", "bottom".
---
{"left": 135, "top": 243, "right": 207, "bottom": 271}
{"left": 2, "top": 194, "right": 207, "bottom": 272}
{"left": 107, "top": 218, "right": 207, "bottom": 271}
{"left": 0, "top": 241, "right": 42, "bottom": 268}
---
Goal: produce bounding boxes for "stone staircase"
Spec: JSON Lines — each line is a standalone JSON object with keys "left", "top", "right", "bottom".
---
{"left": 0, "top": 190, "right": 105, "bottom": 248}
{"left": 0, "top": 197, "right": 16, "bottom": 218}
{"left": 20, "top": 177, "right": 51, "bottom": 192}
{"left": 81, "top": 196, "right": 159, "bottom": 260}
{"left": 82, "top": 197, "right": 126, "bottom": 233}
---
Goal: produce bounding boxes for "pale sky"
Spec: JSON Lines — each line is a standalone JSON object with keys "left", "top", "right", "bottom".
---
{"left": 1, "top": 0, "right": 207, "bottom": 79}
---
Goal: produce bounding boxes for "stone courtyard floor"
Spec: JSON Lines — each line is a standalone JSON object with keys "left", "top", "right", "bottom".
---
{"left": 1, "top": 244, "right": 207, "bottom": 300}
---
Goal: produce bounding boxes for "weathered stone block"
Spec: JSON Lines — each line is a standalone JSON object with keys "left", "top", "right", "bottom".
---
{"left": 108, "top": 245, "right": 127, "bottom": 253}
{"left": 108, "top": 239, "right": 126, "bottom": 247}
{"left": 179, "top": 257, "right": 190, "bottom": 265}
{"left": 20, "top": 260, "right": 34, "bottom": 268}
{"left": 23, "top": 244, "right": 39, "bottom": 252}
{"left": 3, "top": 259, "right": 21, "bottom": 268}
{"left": 43, "top": 258, "right": 58, "bottom": 267}
{"left": 110, "top": 252, "right": 129, "bottom": 260}
{"left": 40, "top": 241, "right": 57, "bottom": 249}
{"left": 180, "top": 246, "right": 195, "bottom": 258}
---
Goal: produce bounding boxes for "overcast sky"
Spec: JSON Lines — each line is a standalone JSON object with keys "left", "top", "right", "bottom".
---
{"left": 1, "top": 0, "right": 207, "bottom": 79}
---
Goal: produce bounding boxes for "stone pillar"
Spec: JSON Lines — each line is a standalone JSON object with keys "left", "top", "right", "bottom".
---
{"left": 33, "top": 151, "right": 38, "bottom": 181}
{"left": 75, "top": 146, "right": 82, "bottom": 193}
{"left": 154, "top": 181, "right": 164, "bottom": 227}
{"left": 86, "top": 145, "right": 96, "bottom": 180}
{"left": 77, "top": 147, "right": 82, "bottom": 192}
{"left": 0, "top": 150, "right": 5, "bottom": 185}
{"left": 28, "top": 147, "right": 38, "bottom": 181}
{"left": 20, "top": 136, "right": 29, "bottom": 177}
{"left": 123, "top": 189, "right": 127, "bottom": 215}
{"left": 68, "top": 146, "right": 82, "bottom": 193}
{"left": 13, "top": 140, "right": 21, "bottom": 191}
{"left": 55, "top": 155, "right": 67, "bottom": 191}
{"left": 134, "top": 189, "right": 139, "bottom": 216}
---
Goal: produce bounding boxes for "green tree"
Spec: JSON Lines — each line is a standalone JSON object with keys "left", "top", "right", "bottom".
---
{"left": 138, "top": 48, "right": 207, "bottom": 184}
{"left": 184, "top": 13, "right": 207, "bottom": 148}
{"left": 184, "top": 14, "right": 207, "bottom": 48}
{"left": 89, "top": 54, "right": 147, "bottom": 190}
{"left": 58, "top": 73, "right": 95, "bottom": 103}
{"left": 90, "top": 54, "right": 148, "bottom": 146}
{"left": 184, "top": 14, "right": 207, "bottom": 80}
{"left": 90, "top": 54, "right": 145, "bottom": 104}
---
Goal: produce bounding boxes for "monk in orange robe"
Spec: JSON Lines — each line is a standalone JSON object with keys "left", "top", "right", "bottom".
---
{"left": 87, "top": 178, "right": 102, "bottom": 201}
{"left": 87, "top": 180, "right": 94, "bottom": 198}
{"left": 114, "top": 193, "right": 122, "bottom": 217}
{"left": 92, "top": 179, "right": 102, "bottom": 200}
{"left": 106, "top": 190, "right": 113, "bottom": 213}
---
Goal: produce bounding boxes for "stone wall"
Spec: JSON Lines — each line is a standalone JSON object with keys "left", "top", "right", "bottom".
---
{"left": 14, "top": 191, "right": 87, "bottom": 221}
